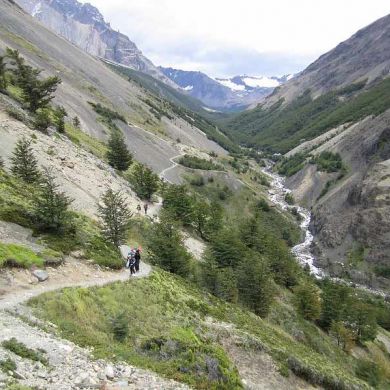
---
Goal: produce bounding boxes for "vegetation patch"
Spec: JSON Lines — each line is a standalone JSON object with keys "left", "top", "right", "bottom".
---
{"left": 2, "top": 338, "right": 48, "bottom": 366}
{"left": 29, "top": 270, "right": 371, "bottom": 389}
{"left": 277, "top": 153, "right": 307, "bottom": 177}
{"left": 226, "top": 78, "right": 390, "bottom": 153}
{"left": 311, "top": 151, "right": 345, "bottom": 173}
{"left": 178, "top": 155, "right": 224, "bottom": 171}
{"left": 65, "top": 123, "right": 108, "bottom": 160}
{"left": 0, "top": 242, "right": 44, "bottom": 268}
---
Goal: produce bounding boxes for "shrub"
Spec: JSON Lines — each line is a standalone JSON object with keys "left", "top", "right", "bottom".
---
{"left": 2, "top": 338, "right": 48, "bottom": 365}
{"left": 0, "top": 357, "right": 17, "bottom": 373}
{"left": 355, "top": 359, "right": 381, "bottom": 387}
{"left": 111, "top": 312, "right": 129, "bottom": 342}
{"left": 312, "top": 152, "right": 344, "bottom": 173}
{"left": 285, "top": 193, "right": 294, "bottom": 205}
{"left": 178, "top": 155, "right": 223, "bottom": 171}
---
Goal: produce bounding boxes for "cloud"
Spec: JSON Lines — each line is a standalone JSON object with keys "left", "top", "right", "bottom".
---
{"left": 85, "top": 0, "right": 390, "bottom": 77}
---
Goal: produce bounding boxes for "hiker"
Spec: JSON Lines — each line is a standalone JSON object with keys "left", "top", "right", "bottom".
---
{"left": 136, "top": 204, "right": 141, "bottom": 214}
{"left": 143, "top": 203, "right": 148, "bottom": 215}
{"left": 129, "top": 256, "right": 136, "bottom": 276}
{"left": 134, "top": 248, "right": 141, "bottom": 273}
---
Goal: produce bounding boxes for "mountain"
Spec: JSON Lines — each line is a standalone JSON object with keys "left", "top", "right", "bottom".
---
{"left": 15, "top": 0, "right": 177, "bottom": 87}
{"left": 225, "top": 13, "right": 390, "bottom": 289}
{"left": 1, "top": 2, "right": 390, "bottom": 389}
{"left": 264, "top": 13, "right": 390, "bottom": 107}
{"left": 160, "top": 67, "right": 290, "bottom": 111}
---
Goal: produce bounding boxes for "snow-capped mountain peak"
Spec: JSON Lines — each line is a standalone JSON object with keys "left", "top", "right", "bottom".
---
{"left": 215, "top": 74, "right": 294, "bottom": 92}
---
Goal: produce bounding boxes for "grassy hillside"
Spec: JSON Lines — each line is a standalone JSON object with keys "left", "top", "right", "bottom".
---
{"left": 225, "top": 78, "right": 390, "bottom": 154}
{"left": 29, "top": 269, "right": 390, "bottom": 390}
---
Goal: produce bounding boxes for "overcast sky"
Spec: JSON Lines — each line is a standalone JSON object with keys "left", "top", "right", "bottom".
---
{"left": 85, "top": 0, "right": 389, "bottom": 77}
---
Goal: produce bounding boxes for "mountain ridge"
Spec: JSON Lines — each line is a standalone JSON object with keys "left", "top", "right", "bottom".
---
{"left": 160, "top": 66, "right": 290, "bottom": 111}
{"left": 15, "top": 0, "right": 178, "bottom": 88}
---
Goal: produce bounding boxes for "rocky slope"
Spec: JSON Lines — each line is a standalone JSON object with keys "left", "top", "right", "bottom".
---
{"left": 286, "top": 111, "right": 390, "bottom": 290}
{"left": 15, "top": 0, "right": 177, "bottom": 88}
{"left": 264, "top": 13, "right": 390, "bottom": 106}
{"left": 0, "top": 0, "right": 226, "bottom": 179}
{"left": 160, "top": 67, "right": 290, "bottom": 111}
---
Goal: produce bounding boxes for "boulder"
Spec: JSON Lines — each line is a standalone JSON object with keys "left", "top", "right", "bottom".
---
{"left": 105, "top": 364, "right": 115, "bottom": 380}
{"left": 32, "top": 269, "right": 49, "bottom": 282}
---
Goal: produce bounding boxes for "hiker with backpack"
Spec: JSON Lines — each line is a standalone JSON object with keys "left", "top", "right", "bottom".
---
{"left": 126, "top": 249, "right": 136, "bottom": 276}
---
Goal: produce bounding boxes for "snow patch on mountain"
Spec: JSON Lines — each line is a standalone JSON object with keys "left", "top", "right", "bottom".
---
{"left": 215, "top": 79, "right": 246, "bottom": 91}
{"left": 242, "top": 76, "right": 280, "bottom": 88}
{"left": 183, "top": 85, "right": 193, "bottom": 91}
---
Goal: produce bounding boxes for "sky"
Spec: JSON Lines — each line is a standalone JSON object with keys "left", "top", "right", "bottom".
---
{"left": 85, "top": 0, "right": 390, "bottom": 78}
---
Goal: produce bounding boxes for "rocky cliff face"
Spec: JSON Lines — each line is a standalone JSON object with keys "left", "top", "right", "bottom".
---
{"left": 286, "top": 110, "right": 390, "bottom": 290}
{"left": 265, "top": 13, "right": 390, "bottom": 107}
{"left": 15, "top": 0, "right": 177, "bottom": 87}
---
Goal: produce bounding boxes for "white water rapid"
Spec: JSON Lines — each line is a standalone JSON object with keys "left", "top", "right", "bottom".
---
{"left": 262, "top": 163, "right": 324, "bottom": 278}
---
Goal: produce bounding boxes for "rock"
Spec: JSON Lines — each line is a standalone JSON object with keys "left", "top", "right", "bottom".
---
{"left": 105, "top": 364, "right": 115, "bottom": 380}
{"left": 32, "top": 269, "right": 49, "bottom": 282}
{"left": 13, "top": 371, "right": 26, "bottom": 380}
{"left": 70, "top": 250, "right": 85, "bottom": 259}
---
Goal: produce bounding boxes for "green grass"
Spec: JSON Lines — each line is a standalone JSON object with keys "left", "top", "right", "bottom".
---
{"left": 0, "top": 242, "right": 44, "bottom": 268}
{"left": 2, "top": 338, "right": 48, "bottom": 366}
{"left": 0, "top": 170, "right": 123, "bottom": 269}
{"left": 65, "top": 123, "right": 108, "bottom": 160}
{"left": 29, "top": 270, "right": 372, "bottom": 389}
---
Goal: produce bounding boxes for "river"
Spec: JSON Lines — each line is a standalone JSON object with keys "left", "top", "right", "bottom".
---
{"left": 262, "top": 162, "right": 389, "bottom": 297}
{"left": 262, "top": 163, "right": 324, "bottom": 278}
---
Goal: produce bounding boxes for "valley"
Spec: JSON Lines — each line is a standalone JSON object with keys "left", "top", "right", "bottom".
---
{"left": 0, "top": 0, "right": 390, "bottom": 389}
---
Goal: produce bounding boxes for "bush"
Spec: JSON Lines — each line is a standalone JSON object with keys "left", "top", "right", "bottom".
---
{"left": 355, "top": 359, "right": 381, "bottom": 387}
{"left": 312, "top": 152, "right": 344, "bottom": 173}
{"left": 178, "top": 154, "right": 223, "bottom": 171}
{"left": 0, "top": 357, "right": 17, "bottom": 373}
{"left": 277, "top": 153, "right": 306, "bottom": 177}
{"left": 111, "top": 312, "right": 129, "bottom": 342}
{"left": 2, "top": 338, "right": 48, "bottom": 365}
{"left": 285, "top": 193, "right": 294, "bottom": 205}
{"left": 189, "top": 175, "right": 205, "bottom": 186}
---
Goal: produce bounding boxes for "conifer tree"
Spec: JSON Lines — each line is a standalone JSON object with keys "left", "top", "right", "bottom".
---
{"left": 72, "top": 116, "right": 81, "bottom": 128}
{"left": 293, "top": 282, "right": 322, "bottom": 321}
{"left": 0, "top": 156, "right": 4, "bottom": 170}
{"left": 0, "top": 56, "right": 7, "bottom": 90}
{"left": 162, "top": 184, "right": 194, "bottom": 225}
{"left": 107, "top": 131, "right": 133, "bottom": 171}
{"left": 53, "top": 105, "right": 67, "bottom": 133}
{"left": 34, "top": 168, "right": 73, "bottom": 232}
{"left": 98, "top": 188, "right": 132, "bottom": 247}
{"left": 147, "top": 215, "right": 191, "bottom": 277}
{"left": 130, "top": 163, "right": 159, "bottom": 200}
{"left": 34, "top": 108, "right": 52, "bottom": 132}
{"left": 11, "top": 137, "right": 40, "bottom": 183}
{"left": 237, "top": 254, "right": 275, "bottom": 317}
{"left": 6, "top": 48, "right": 60, "bottom": 112}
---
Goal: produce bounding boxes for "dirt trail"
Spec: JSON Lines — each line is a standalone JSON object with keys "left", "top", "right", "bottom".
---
{"left": 0, "top": 259, "right": 192, "bottom": 389}
{"left": 0, "top": 258, "right": 151, "bottom": 311}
